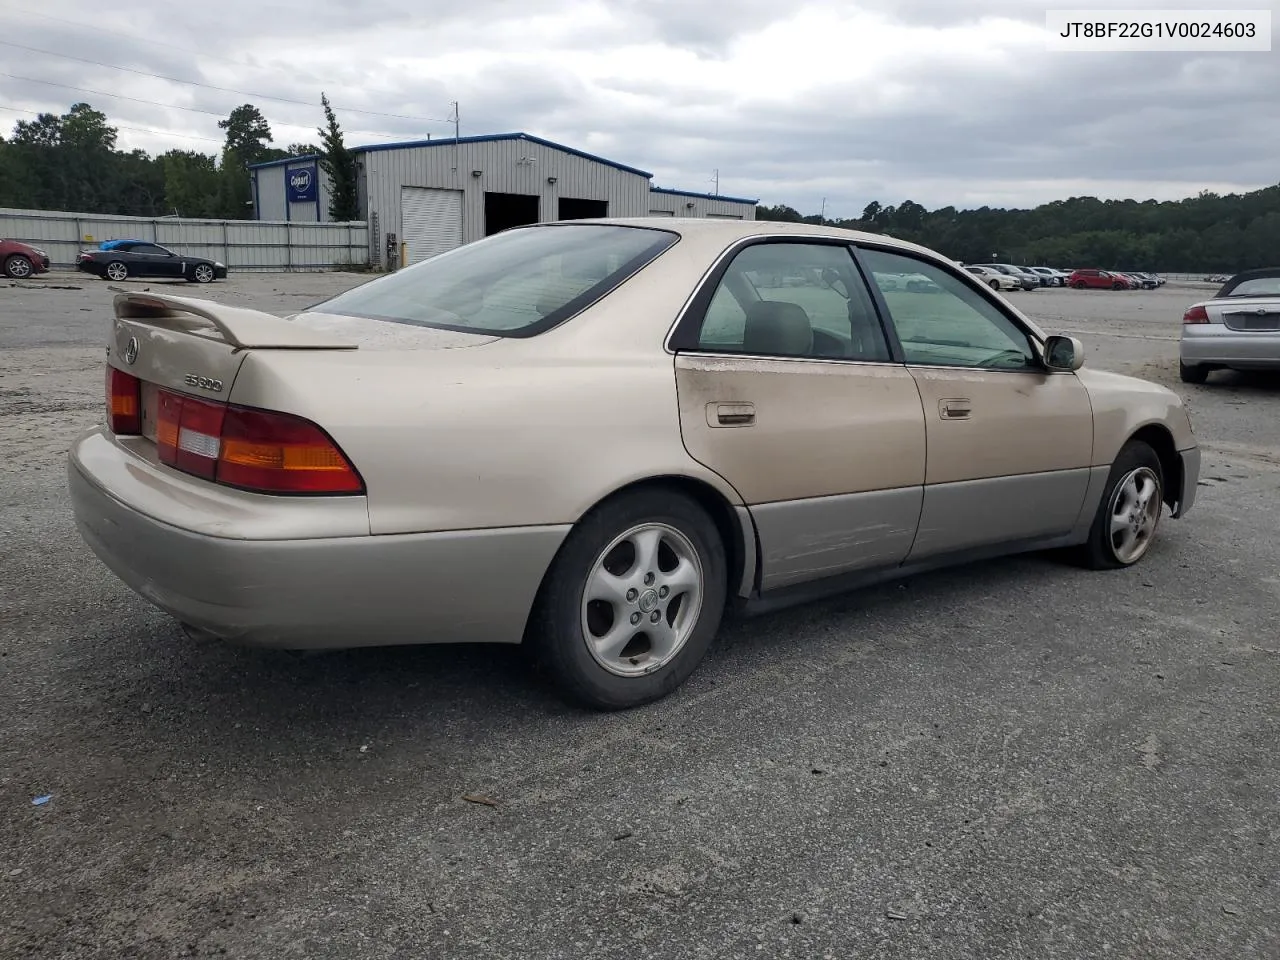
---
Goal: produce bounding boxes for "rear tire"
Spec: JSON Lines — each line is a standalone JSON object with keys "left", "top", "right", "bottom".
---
{"left": 104, "top": 261, "right": 129, "bottom": 281}
{"left": 3, "top": 254, "right": 33, "bottom": 279}
{"left": 988, "top": 279, "right": 1000, "bottom": 290}
{"left": 525, "top": 488, "right": 728, "bottom": 710}
{"left": 1179, "top": 361, "right": 1209, "bottom": 384}
{"left": 1071, "top": 440, "right": 1164, "bottom": 570}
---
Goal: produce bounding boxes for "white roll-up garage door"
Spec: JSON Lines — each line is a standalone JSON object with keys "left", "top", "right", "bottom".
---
{"left": 401, "top": 187, "right": 464, "bottom": 264}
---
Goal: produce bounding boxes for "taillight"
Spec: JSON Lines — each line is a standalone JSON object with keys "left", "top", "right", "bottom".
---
{"left": 156, "top": 390, "right": 224, "bottom": 480}
{"left": 106, "top": 367, "right": 141, "bottom": 434}
{"left": 151, "top": 387, "right": 362, "bottom": 495}
{"left": 1183, "top": 305, "right": 1209, "bottom": 324}
{"left": 218, "top": 406, "right": 363, "bottom": 494}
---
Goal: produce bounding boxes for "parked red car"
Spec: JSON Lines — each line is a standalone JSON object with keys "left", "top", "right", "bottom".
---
{"left": 1067, "top": 268, "right": 1130, "bottom": 290}
{"left": 1, "top": 238, "right": 51, "bottom": 279}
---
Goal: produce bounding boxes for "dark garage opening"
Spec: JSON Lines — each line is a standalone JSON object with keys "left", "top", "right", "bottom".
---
{"left": 558, "top": 197, "right": 609, "bottom": 221}
{"left": 484, "top": 192, "right": 540, "bottom": 236}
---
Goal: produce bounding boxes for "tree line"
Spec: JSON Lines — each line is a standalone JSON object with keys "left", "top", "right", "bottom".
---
{"left": 4, "top": 99, "right": 1276, "bottom": 271}
{"left": 756, "top": 187, "right": 1280, "bottom": 273}
{"left": 0, "top": 97, "right": 359, "bottom": 221}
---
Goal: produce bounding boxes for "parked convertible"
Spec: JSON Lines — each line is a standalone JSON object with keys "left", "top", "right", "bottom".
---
{"left": 1179, "top": 267, "right": 1280, "bottom": 383}
{"left": 76, "top": 239, "right": 227, "bottom": 283}
{"left": 68, "top": 219, "right": 1200, "bottom": 709}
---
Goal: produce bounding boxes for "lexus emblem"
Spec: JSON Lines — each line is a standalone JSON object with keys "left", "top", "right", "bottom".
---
{"left": 123, "top": 336, "right": 139, "bottom": 365}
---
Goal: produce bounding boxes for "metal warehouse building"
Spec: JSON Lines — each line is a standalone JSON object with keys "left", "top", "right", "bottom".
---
{"left": 250, "top": 132, "right": 756, "bottom": 268}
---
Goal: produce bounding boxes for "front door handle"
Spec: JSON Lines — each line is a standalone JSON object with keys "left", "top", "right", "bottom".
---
{"left": 939, "top": 398, "right": 971, "bottom": 420}
{"left": 708, "top": 402, "right": 755, "bottom": 427}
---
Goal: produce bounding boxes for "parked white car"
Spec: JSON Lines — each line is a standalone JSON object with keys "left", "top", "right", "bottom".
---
{"left": 965, "top": 265, "right": 1021, "bottom": 292}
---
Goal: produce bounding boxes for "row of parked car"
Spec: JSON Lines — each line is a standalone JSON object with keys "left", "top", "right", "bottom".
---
{"left": 1, "top": 237, "right": 229, "bottom": 282}
{"left": 960, "top": 262, "right": 1167, "bottom": 292}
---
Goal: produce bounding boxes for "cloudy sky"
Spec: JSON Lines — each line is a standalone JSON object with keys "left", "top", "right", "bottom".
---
{"left": 1, "top": 0, "right": 1277, "bottom": 218}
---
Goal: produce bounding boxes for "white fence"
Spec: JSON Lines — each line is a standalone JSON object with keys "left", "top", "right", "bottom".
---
{"left": 0, "top": 207, "right": 369, "bottom": 272}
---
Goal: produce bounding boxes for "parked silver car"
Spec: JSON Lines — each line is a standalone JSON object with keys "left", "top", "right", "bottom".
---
{"left": 977, "top": 264, "right": 1038, "bottom": 291}
{"left": 1179, "top": 267, "right": 1280, "bottom": 383}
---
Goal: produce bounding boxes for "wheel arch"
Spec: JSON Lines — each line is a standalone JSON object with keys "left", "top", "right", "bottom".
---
{"left": 531, "top": 472, "right": 757, "bottom": 617}
{"left": 1127, "top": 423, "right": 1181, "bottom": 510}
{"left": 590, "top": 474, "right": 756, "bottom": 601}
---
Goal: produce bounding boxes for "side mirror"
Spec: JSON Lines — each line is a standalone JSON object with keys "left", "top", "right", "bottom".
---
{"left": 1044, "top": 334, "right": 1085, "bottom": 371}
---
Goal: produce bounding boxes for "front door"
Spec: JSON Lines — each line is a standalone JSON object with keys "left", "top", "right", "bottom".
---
{"left": 670, "top": 239, "right": 927, "bottom": 591}
{"left": 130, "top": 243, "right": 182, "bottom": 278}
{"left": 855, "top": 246, "right": 1095, "bottom": 560}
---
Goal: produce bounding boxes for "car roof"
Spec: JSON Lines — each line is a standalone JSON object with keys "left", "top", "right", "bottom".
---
{"left": 1215, "top": 267, "right": 1280, "bottom": 298}
{"left": 100, "top": 239, "right": 151, "bottom": 249}
{"left": 547, "top": 217, "right": 948, "bottom": 260}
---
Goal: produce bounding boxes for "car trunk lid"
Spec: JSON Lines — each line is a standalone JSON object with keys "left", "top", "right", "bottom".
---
{"left": 108, "top": 292, "right": 500, "bottom": 468}
{"left": 1212, "top": 297, "right": 1280, "bottom": 332}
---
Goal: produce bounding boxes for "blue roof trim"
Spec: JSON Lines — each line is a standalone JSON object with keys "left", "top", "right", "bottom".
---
{"left": 650, "top": 186, "right": 759, "bottom": 205}
{"left": 350, "top": 132, "right": 653, "bottom": 178}
{"left": 247, "top": 154, "right": 321, "bottom": 171}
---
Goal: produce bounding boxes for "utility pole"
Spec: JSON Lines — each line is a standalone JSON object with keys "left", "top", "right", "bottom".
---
{"left": 820, "top": 197, "right": 827, "bottom": 220}
{"left": 711, "top": 169, "right": 719, "bottom": 195}
{"left": 451, "top": 101, "right": 460, "bottom": 142}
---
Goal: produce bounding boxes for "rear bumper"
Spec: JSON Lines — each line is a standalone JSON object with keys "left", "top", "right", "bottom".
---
{"left": 67, "top": 427, "right": 569, "bottom": 649}
{"left": 1180, "top": 325, "right": 1280, "bottom": 368}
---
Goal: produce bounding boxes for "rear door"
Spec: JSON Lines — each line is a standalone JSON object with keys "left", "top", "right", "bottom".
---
{"left": 855, "top": 244, "right": 1095, "bottom": 560}
{"left": 669, "top": 238, "right": 927, "bottom": 591}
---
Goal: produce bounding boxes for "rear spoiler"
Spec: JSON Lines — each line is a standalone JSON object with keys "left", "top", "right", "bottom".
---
{"left": 113, "top": 292, "right": 359, "bottom": 351}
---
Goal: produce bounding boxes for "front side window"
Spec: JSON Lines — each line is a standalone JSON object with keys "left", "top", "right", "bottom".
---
{"left": 858, "top": 247, "right": 1039, "bottom": 370}
{"left": 309, "top": 224, "right": 677, "bottom": 337}
{"left": 692, "top": 242, "right": 890, "bottom": 362}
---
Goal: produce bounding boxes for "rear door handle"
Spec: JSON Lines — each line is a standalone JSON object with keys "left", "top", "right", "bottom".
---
{"left": 708, "top": 402, "right": 755, "bottom": 427}
{"left": 939, "top": 398, "right": 971, "bottom": 420}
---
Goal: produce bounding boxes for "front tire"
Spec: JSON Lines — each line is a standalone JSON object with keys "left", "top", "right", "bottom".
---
{"left": 988, "top": 279, "right": 1000, "bottom": 290}
{"left": 526, "top": 488, "right": 728, "bottom": 710}
{"left": 1074, "top": 441, "right": 1164, "bottom": 570}
{"left": 1179, "top": 361, "right": 1209, "bottom": 384}
{"left": 190, "top": 263, "right": 215, "bottom": 283}
{"left": 3, "top": 254, "right": 33, "bottom": 279}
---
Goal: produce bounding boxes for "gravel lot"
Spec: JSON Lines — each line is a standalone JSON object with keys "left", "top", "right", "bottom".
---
{"left": 2, "top": 271, "right": 1278, "bottom": 959}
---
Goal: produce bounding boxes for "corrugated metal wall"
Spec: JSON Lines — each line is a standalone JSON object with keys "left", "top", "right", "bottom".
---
{"left": 252, "top": 161, "right": 332, "bottom": 222}
{"left": 360, "top": 138, "right": 651, "bottom": 257}
{"left": 646, "top": 191, "right": 757, "bottom": 219}
{"left": 0, "top": 207, "right": 368, "bottom": 271}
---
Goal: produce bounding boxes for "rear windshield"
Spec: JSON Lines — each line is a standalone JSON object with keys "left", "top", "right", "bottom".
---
{"left": 309, "top": 224, "right": 678, "bottom": 337}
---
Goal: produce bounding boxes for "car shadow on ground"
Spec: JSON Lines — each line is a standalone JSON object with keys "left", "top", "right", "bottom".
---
{"left": 97, "top": 548, "right": 1097, "bottom": 748}
{"left": 1194, "top": 369, "right": 1280, "bottom": 393}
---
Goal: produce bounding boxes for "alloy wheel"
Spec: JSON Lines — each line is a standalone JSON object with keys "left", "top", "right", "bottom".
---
{"left": 580, "top": 522, "right": 705, "bottom": 678}
{"left": 1108, "top": 466, "right": 1161, "bottom": 564}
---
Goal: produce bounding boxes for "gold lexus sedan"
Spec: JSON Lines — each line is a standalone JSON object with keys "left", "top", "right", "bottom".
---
{"left": 68, "top": 219, "right": 1200, "bottom": 710}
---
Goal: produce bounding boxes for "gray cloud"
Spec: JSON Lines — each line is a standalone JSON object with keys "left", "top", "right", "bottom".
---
{"left": 2, "top": 0, "right": 1277, "bottom": 217}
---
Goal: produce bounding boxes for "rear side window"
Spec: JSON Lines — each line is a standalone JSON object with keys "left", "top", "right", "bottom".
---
{"left": 309, "top": 224, "right": 677, "bottom": 337}
{"left": 693, "top": 242, "right": 890, "bottom": 362}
